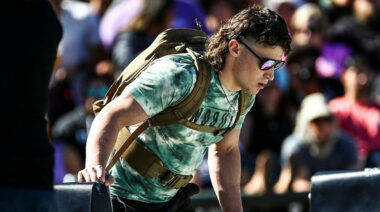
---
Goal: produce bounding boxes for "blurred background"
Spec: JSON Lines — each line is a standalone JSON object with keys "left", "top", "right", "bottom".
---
{"left": 46, "top": 0, "right": 380, "bottom": 211}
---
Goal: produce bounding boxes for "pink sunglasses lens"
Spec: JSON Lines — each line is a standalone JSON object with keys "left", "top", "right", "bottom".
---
{"left": 261, "top": 60, "right": 276, "bottom": 70}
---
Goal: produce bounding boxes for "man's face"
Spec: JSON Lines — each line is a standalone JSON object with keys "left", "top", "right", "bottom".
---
{"left": 310, "top": 116, "right": 334, "bottom": 143}
{"left": 292, "top": 18, "right": 324, "bottom": 48}
{"left": 343, "top": 65, "right": 372, "bottom": 93}
{"left": 232, "top": 40, "right": 285, "bottom": 95}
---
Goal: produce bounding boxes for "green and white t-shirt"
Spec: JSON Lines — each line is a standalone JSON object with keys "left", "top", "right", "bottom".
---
{"left": 109, "top": 53, "right": 255, "bottom": 203}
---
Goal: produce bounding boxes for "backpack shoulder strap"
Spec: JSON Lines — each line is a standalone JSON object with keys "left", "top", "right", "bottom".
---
{"left": 229, "top": 91, "right": 251, "bottom": 131}
{"left": 148, "top": 48, "right": 211, "bottom": 126}
{"left": 93, "top": 28, "right": 208, "bottom": 115}
{"left": 206, "top": 90, "right": 251, "bottom": 136}
{"left": 150, "top": 48, "right": 252, "bottom": 135}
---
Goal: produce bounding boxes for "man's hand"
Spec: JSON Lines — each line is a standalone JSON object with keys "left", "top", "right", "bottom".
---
{"left": 77, "top": 165, "right": 115, "bottom": 186}
{"left": 79, "top": 90, "right": 147, "bottom": 187}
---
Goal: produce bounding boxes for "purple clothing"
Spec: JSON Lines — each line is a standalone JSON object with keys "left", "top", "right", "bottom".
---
{"left": 315, "top": 43, "right": 352, "bottom": 78}
{"left": 99, "top": 0, "right": 210, "bottom": 51}
{"left": 99, "top": 0, "right": 143, "bottom": 51}
{"left": 171, "top": 0, "right": 210, "bottom": 34}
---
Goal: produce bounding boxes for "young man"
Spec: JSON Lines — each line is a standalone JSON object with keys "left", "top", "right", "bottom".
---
{"left": 78, "top": 5, "right": 291, "bottom": 211}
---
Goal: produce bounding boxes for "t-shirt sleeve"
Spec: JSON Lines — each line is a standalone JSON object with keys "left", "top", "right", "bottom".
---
{"left": 234, "top": 95, "right": 256, "bottom": 129}
{"left": 125, "top": 55, "right": 196, "bottom": 118}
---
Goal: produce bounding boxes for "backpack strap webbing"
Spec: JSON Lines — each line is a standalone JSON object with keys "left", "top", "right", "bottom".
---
{"left": 148, "top": 48, "right": 211, "bottom": 126}
{"left": 106, "top": 120, "right": 150, "bottom": 172}
{"left": 203, "top": 90, "right": 250, "bottom": 136}
{"left": 150, "top": 47, "right": 252, "bottom": 135}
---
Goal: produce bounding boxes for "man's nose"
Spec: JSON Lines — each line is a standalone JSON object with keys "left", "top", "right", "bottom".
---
{"left": 264, "top": 69, "right": 275, "bottom": 81}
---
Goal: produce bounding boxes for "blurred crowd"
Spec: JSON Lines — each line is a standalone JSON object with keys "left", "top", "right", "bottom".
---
{"left": 48, "top": 0, "right": 380, "bottom": 201}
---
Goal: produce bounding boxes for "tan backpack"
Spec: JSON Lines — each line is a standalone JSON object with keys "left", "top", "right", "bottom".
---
{"left": 93, "top": 28, "right": 251, "bottom": 172}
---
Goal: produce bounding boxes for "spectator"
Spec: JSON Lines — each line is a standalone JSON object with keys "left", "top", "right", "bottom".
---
{"left": 372, "top": 75, "right": 380, "bottom": 105}
{"left": 99, "top": 0, "right": 210, "bottom": 52}
{"left": 322, "top": 0, "right": 353, "bottom": 23}
{"left": 290, "top": 3, "right": 328, "bottom": 48}
{"left": 286, "top": 45, "right": 322, "bottom": 112}
{"left": 89, "top": 0, "right": 112, "bottom": 17}
{"left": 264, "top": 0, "right": 299, "bottom": 26}
{"left": 313, "top": 42, "right": 349, "bottom": 100}
{"left": 48, "top": 68, "right": 76, "bottom": 127}
{"left": 329, "top": 56, "right": 380, "bottom": 167}
{"left": 52, "top": 0, "right": 104, "bottom": 75}
{"left": 199, "top": 0, "right": 256, "bottom": 34}
{"left": 274, "top": 93, "right": 358, "bottom": 193}
{"left": 0, "top": 1, "right": 62, "bottom": 211}
{"left": 327, "top": 0, "right": 380, "bottom": 72}
{"left": 199, "top": 0, "right": 236, "bottom": 34}
{"left": 314, "top": 43, "right": 352, "bottom": 79}
{"left": 242, "top": 83, "right": 294, "bottom": 194}
{"left": 112, "top": 0, "right": 174, "bottom": 76}
{"left": 98, "top": 0, "right": 146, "bottom": 52}
{"left": 52, "top": 76, "right": 110, "bottom": 181}
{"left": 50, "top": 0, "right": 105, "bottom": 106}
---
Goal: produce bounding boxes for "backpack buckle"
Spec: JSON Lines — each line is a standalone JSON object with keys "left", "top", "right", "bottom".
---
{"left": 159, "top": 171, "right": 193, "bottom": 189}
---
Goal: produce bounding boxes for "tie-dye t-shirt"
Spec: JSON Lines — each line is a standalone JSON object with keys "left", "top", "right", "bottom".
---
{"left": 109, "top": 53, "right": 255, "bottom": 203}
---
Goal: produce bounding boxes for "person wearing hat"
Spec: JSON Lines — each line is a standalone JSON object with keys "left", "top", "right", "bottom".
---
{"left": 274, "top": 93, "right": 358, "bottom": 193}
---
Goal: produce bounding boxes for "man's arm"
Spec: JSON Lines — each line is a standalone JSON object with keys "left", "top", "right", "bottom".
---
{"left": 208, "top": 129, "right": 243, "bottom": 212}
{"left": 77, "top": 89, "right": 148, "bottom": 185}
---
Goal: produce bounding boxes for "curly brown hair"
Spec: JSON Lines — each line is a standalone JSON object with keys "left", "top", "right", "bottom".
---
{"left": 205, "top": 5, "right": 292, "bottom": 70}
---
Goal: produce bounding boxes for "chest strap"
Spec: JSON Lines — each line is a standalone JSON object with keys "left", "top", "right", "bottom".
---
{"left": 124, "top": 140, "right": 192, "bottom": 189}
{"left": 106, "top": 123, "right": 192, "bottom": 189}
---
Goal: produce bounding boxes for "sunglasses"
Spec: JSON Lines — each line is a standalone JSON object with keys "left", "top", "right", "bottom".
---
{"left": 237, "top": 38, "right": 285, "bottom": 71}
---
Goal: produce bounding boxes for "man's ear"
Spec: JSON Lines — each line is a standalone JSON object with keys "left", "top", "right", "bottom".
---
{"left": 228, "top": 39, "right": 240, "bottom": 57}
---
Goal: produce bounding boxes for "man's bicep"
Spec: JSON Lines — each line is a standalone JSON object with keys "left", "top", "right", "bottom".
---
{"left": 104, "top": 89, "right": 149, "bottom": 127}
{"left": 211, "top": 129, "right": 241, "bottom": 153}
{"left": 124, "top": 57, "right": 195, "bottom": 118}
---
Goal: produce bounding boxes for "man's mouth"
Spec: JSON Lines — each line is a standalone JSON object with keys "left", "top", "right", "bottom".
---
{"left": 258, "top": 83, "right": 266, "bottom": 89}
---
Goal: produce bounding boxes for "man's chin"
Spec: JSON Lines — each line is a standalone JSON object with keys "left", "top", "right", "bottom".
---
{"left": 242, "top": 88, "right": 258, "bottom": 95}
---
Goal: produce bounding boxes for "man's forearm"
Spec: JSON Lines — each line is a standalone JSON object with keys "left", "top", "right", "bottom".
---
{"left": 85, "top": 91, "right": 148, "bottom": 168}
{"left": 78, "top": 91, "right": 148, "bottom": 184}
{"left": 208, "top": 144, "right": 243, "bottom": 212}
{"left": 85, "top": 108, "right": 121, "bottom": 168}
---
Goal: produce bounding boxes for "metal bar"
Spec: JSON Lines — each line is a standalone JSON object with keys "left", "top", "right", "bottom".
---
{"left": 190, "top": 189, "right": 309, "bottom": 209}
